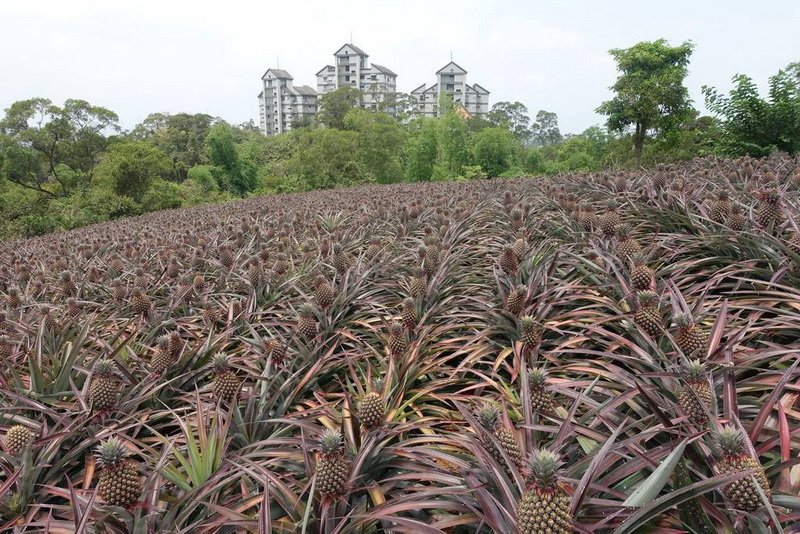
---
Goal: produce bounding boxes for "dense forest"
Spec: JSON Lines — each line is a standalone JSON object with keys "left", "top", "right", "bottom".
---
{"left": 0, "top": 40, "right": 797, "bottom": 239}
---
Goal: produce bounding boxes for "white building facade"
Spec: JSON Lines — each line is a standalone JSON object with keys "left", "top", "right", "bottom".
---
{"left": 410, "top": 61, "right": 490, "bottom": 118}
{"left": 316, "top": 44, "right": 398, "bottom": 111}
{"left": 258, "top": 68, "right": 318, "bottom": 136}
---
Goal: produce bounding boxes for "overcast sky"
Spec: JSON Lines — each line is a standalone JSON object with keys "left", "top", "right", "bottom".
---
{"left": 1, "top": 0, "right": 798, "bottom": 134}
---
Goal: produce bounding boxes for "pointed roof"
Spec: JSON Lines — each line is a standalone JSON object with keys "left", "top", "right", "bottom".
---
{"left": 334, "top": 43, "right": 368, "bottom": 57}
{"left": 471, "top": 83, "right": 490, "bottom": 94}
{"left": 262, "top": 68, "right": 293, "bottom": 80}
{"left": 371, "top": 63, "right": 397, "bottom": 77}
{"left": 410, "top": 83, "right": 427, "bottom": 94}
{"left": 436, "top": 61, "right": 467, "bottom": 75}
{"left": 316, "top": 65, "right": 334, "bottom": 75}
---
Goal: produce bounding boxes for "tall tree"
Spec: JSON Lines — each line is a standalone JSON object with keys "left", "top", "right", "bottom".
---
{"left": 597, "top": 39, "right": 695, "bottom": 165}
{"left": 530, "top": 110, "right": 563, "bottom": 146}
{"left": 703, "top": 62, "right": 800, "bottom": 156}
{"left": 488, "top": 101, "right": 531, "bottom": 142}
{"left": 317, "top": 87, "right": 363, "bottom": 130}
{"left": 95, "top": 140, "right": 173, "bottom": 201}
{"left": 130, "top": 112, "right": 215, "bottom": 180}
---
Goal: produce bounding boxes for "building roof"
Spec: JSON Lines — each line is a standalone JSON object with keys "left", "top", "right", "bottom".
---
{"left": 293, "top": 85, "right": 318, "bottom": 96}
{"left": 316, "top": 65, "right": 334, "bottom": 75}
{"left": 422, "top": 83, "right": 439, "bottom": 94}
{"left": 334, "top": 43, "right": 368, "bottom": 57}
{"left": 410, "top": 83, "right": 427, "bottom": 94}
{"left": 262, "top": 68, "right": 293, "bottom": 80}
{"left": 436, "top": 61, "right": 467, "bottom": 75}
{"left": 471, "top": 83, "right": 490, "bottom": 94}
{"left": 371, "top": 63, "right": 397, "bottom": 77}
{"left": 257, "top": 90, "right": 263, "bottom": 98}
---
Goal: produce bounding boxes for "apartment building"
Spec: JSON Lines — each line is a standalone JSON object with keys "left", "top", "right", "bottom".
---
{"left": 316, "top": 44, "right": 398, "bottom": 110}
{"left": 410, "top": 61, "right": 490, "bottom": 118}
{"left": 258, "top": 68, "right": 318, "bottom": 136}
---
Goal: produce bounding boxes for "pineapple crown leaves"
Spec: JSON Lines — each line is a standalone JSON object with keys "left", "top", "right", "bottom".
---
{"left": 528, "top": 367, "right": 548, "bottom": 388}
{"left": 528, "top": 448, "right": 563, "bottom": 488}
{"left": 476, "top": 402, "right": 501, "bottom": 429}
{"left": 637, "top": 291, "right": 659, "bottom": 308}
{"left": 319, "top": 429, "right": 344, "bottom": 455}
{"left": 714, "top": 424, "right": 746, "bottom": 457}
{"left": 95, "top": 437, "right": 129, "bottom": 468}
{"left": 682, "top": 359, "right": 706, "bottom": 381}
{"left": 298, "top": 303, "right": 317, "bottom": 318}
{"left": 370, "top": 376, "right": 385, "bottom": 393}
{"left": 616, "top": 224, "right": 633, "bottom": 239}
{"left": 629, "top": 252, "right": 648, "bottom": 267}
{"left": 673, "top": 313, "right": 696, "bottom": 329}
{"left": 520, "top": 315, "right": 542, "bottom": 331}
{"left": 93, "top": 358, "right": 117, "bottom": 377}
{"left": 401, "top": 297, "right": 415, "bottom": 310}
{"left": 211, "top": 353, "right": 232, "bottom": 372}
{"left": 389, "top": 322, "right": 404, "bottom": 336}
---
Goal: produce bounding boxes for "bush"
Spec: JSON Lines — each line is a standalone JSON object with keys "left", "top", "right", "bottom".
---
{"left": 141, "top": 179, "right": 183, "bottom": 212}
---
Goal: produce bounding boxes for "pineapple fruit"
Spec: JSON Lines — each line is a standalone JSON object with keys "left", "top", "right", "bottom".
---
{"left": 96, "top": 437, "right": 142, "bottom": 508}
{"left": 634, "top": 291, "right": 662, "bottom": 337}
{"left": 629, "top": 254, "right": 654, "bottom": 291}
{"left": 388, "top": 322, "right": 407, "bottom": 357}
{"left": 710, "top": 190, "right": 732, "bottom": 223}
{"left": 714, "top": 425, "right": 771, "bottom": 511}
{"left": 499, "top": 246, "right": 520, "bottom": 275}
{"left": 673, "top": 314, "right": 708, "bottom": 356}
{"left": 677, "top": 360, "right": 712, "bottom": 424}
{"left": 615, "top": 225, "right": 641, "bottom": 264}
{"left": 519, "top": 316, "right": 543, "bottom": 349}
{"left": 5, "top": 425, "right": 35, "bottom": 455}
{"left": 505, "top": 285, "right": 527, "bottom": 315}
{"left": 296, "top": 304, "right": 318, "bottom": 339}
{"left": 529, "top": 367, "right": 557, "bottom": 416}
{"left": 599, "top": 203, "right": 621, "bottom": 237}
{"left": 90, "top": 359, "right": 121, "bottom": 411}
{"left": 476, "top": 402, "right": 523, "bottom": 471}
{"left": 357, "top": 379, "right": 386, "bottom": 430}
{"left": 401, "top": 297, "right": 418, "bottom": 331}
{"left": 517, "top": 448, "right": 573, "bottom": 534}
{"left": 314, "top": 275, "right": 335, "bottom": 308}
{"left": 211, "top": 353, "right": 239, "bottom": 401}
{"left": 316, "top": 429, "right": 350, "bottom": 499}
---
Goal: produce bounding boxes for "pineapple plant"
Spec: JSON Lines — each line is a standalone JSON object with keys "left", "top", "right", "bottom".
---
{"left": 519, "top": 315, "right": 543, "bottom": 349}
{"left": 0, "top": 335, "right": 13, "bottom": 360}
{"left": 714, "top": 425, "right": 772, "bottom": 511}
{"left": 615, "top": 225, "right": 641, "bottom": 263}
{"left": 673, "top": 314, "right": 708, "bottom": 356}
{"left": 5, "top": 425, "right": 35, "bottom": 455}
{"left": 727, "top": 205, "right": 748, "bottom": 232}
{"left": 316, "top": 429, "right": 350, "bottom": 499}
{"left": 505, "top": 285, "right": 526, "bottom": 315}
{"left": 357, "top": 378, "right": 386, "bottom": 430}
{"left": 151, "top": 335, "right": 176, "bottom": 375}
{"left": 677, "top": 360, "right": 712, "bottom": 424}
{"left": 211, "top": 353, "right": 239, "bottom": 401}
{"left": 89, "top": 359, "right": 121, "bottom": 411}
{"left": 516, "top": 448, "right": 573, "bottom": 534}
{"left": 408, "top": 268, "right": 426, "bottom": 298}
{"left": 263, "top": 338, "right": 287, "bottom": 366}
{"left": 499, "top": 246, "right": 520, "bottom": 275}
{"left": 710, "top": 190, "right": 732, "bottom": 223}
{"left": 756, "top": 189, "right": 782, "bottom": 229}
{"left": 529, "top": 367, "right": 557, "bottom": 416}
{"left": 95, "top": 437, "right": 142, "bottom": 508}
{"left": 131, "top": 288, "right": 151, "bottom": 317}
{"left": 332, "top": 244, "right": 351, "bottom": 274}
{"left": 400, "top": 297, "right": 418, "bottom": 331}
{"left": 476, "top": 402, "right": 523, "bottom": 471}
{"left": 634, "top": 291, "right": 662, "bottom": 337}
{"left": 629, "top": 254, "right": 654, "bottom": 291}
{"left": 296, "top": 304, "right": 318, "bottom": 339}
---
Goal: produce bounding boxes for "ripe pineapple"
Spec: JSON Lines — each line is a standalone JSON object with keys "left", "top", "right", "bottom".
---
{"left": 710, "top": 190, "right": 732, "bottom": 223}
{"left": 0, "top": 335, "right": 13, "bottom": 360}
{"left": 422, "top": 244, "right": 440, "bottom": 277}
{"left": 512, "top": 234, "right": 527, "bottom": 258}
{"left": 727, "top": 205, "right": 748, "bottom": 232}
{"left": 505, "top": 285, "right": 526, "bottom": 316}
{"left": 96, "top": 437, "right": 142, "bottom": 508}
{"left": 673, "top": 314, "right": 708, "bottom": 356}
{"left": 634, "top": 291, "right": 662, "bottom": 337}
{"left": 332, "top": 244, "right": 351, "bottom": 274}
{"left": 401, "top": 297, "right": 418, "bottom": 331}
{"left": 5, "top": 425, "right": 35, "bottom": 455}
{"left": 615, "top": 225, "right": 641, "bottom": 264}
{"left": 408, "top": 269, "right": 426, "bottom": 298}
{"left": 499, "top": 246, "right": 520, "bottom": 275}
{"left": 89, "top": 359, "right": 121, "bottom": 411}
{"left": 130, "top": 288, "right": 151, "bottom": 317}
{"left": 599, "top": 203, "right": 621, "bottom": 237}
{"left": 517, "top": 448, "right": 573, "bottom": 534}
{"left": 296, "top": 304, "right": 318, "bottom": 339}
{"left": 714, "top": 425, "right": 772, "bottom": 511}
{"left": 316, "top": 429, "right": 350, "bottom": 499}
{"left": 263, "top": 338, "right": 287, "bottom": 366}
{"left": 151, "top": 335, "right": 176, "bottom": 375}
{"left": 211, "top": 353, "right": 239, "bottom": 401}
{"left": 756, "top": 189, "right": 782, "bottom": 229}
{"left": 476, "top": 403, "right": 523, "bottom": 471}
{"left": 519, "top": 316, "right": 543, "bottom": 348}
{"left": 6, "top": 288, "right": 21, "bottom": 310}
{"left": 218, "top": 245, "right": 234, "bottom": 270}
{"left": 314, "top": 276, "right": 335, "bottom": 308}
{"left": 357, "top": 379, "right": 386, "bottom": 430}
{"left": 677, "top": 360, "right": 712, "bottom": 424}
{"left": 629, "top": 255, "right": 654, "bottom": 291}
{"left": 529, "top": 367, "right": 556, "bottom": 416}
{"left": 388, "top": 322, "right": 407, "bottom": 357}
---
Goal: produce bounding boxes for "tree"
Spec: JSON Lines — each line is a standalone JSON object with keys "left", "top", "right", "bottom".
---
{"left": 405, "top": 118, "right": 439, "bottom": 181}
{"left": 317, "top": 87, "right": 362, "bottom": 130}
{"left": 206, "top": 123, "right": 257, "bottom": 195}
{"left": 130, "top": 112, "right": 215, "bottom": 180}
{"left": 703, "top": 63, "right": 800, "bottom": 156}
{"left": 596, "top": 39, "right": 695, "bottom": 165}
{"left": 530, "top": 110, "right": 563, "bottom": 146}
{"left": 488, "top": 102, "right": 531, "bottom": 142}
{"left": 472, "top": 127, "right": 517, "bottom": 176}
{"left": 0, "top": 98, "right": 119, "bottom": 196}
{"left": 343, "top": 109, "right": 405, "bottom": 183}
{"left": 438, "top": 108, "right": 470, "bottom": 177}
{"left": 95, "top": 141, "right": 173, "bottom": 201}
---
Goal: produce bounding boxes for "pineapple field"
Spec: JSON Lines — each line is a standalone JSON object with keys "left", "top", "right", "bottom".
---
{"left": 2, "top": 153, "right": 800, "bottom": 533}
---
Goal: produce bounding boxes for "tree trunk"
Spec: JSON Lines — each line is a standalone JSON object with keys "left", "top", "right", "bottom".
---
{"left": 634, "top": 122, "right": 645, "bottom": 167}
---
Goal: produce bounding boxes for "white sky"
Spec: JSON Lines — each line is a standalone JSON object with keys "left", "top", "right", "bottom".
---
{"left": 1, "top": 0, "right": 798, "bottom": 134}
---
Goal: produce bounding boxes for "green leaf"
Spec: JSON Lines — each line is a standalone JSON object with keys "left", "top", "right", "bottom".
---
{"left": 623, "top": 438, "right": 688, "bottom": 507}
